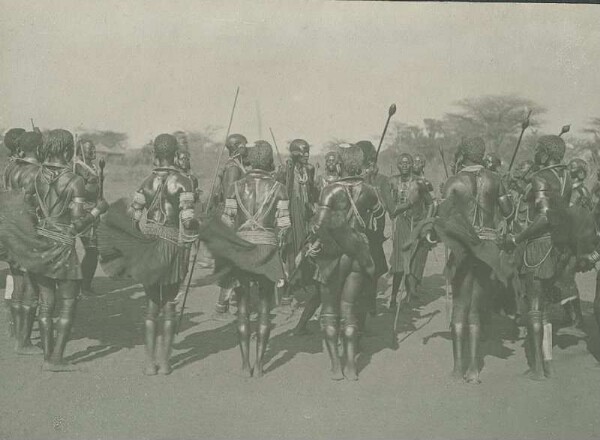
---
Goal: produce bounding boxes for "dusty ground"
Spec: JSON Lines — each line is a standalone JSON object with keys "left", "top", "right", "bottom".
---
{"left": 1, "top": 239, "right": 600, "bottom": 440}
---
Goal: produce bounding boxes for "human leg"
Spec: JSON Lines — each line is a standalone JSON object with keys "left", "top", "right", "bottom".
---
{"left": 156, "top": 283, "right": 179, "bottom": 375}
{"left": 236, "top": 279, "right": 252, "bottom": 377}
{"left": 35, "top": 275, "right": 56, "bottom": 362}
{"left": 255, "top": 278, "right": 274, "bottom": 378}
{"left": 294, "top": 287, "right": 321, "bottom": 335}
{"left": 43, "top": 279, "right": 80, "bottom": 371}
{"left": 16, "top": 273, "right": 41, "bottom": 355}
{"left": 80, "top": 236, "right": 99, "bottom": 295}
{"left": 340, "top": 262, "right": 363, "bottom": 381}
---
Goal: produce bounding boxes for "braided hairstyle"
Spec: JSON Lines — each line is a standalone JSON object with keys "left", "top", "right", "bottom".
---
{"left": 457, "top": 137, "right": 486, "bottom": 164}
{"left": 3, "top": 128, "right": 26, "bottom": 156}
{"left": 39, "top": 129, "right": 74, "bottom": 162}
{"left": 536, "top": 135, "right": 566, "bottom": 163}
{"left": 355, "top": 140, "right": 377, "bottom": 166}
{"left": 17, "top": 131, "right": 43, "bottom": 155}
{"left": 337, "top": 143, "right": 364, "bottom": 177}
{"left": 153, "top": 133, "right": 178, "bottom": 162}
{"left": 247, "top": 140, "right": 274, "bottom": 171}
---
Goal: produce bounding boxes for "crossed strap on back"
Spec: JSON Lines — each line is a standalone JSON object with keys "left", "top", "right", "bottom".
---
{"left": 34, "top": 166, "right": 78, "bottom": 220}
{"left": 145, "top": 171, "right": 171, "bottom": 225}
{"left": 234, "top": 180, "right": 281, "bottom": 231}
{"left": 341, "top": 182, "right": 366, "bottom": 230}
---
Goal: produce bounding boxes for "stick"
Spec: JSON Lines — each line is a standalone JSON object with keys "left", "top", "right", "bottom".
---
{"left": 269, "top": 127, "right": 285, "bottom": 168}
{"left": 177, "top": 241, "right": 200, "bottom": 335}
{"left": 30, "top": 118, "right": 35, "bottom": 130}
{"left": 375, "top": 104, "right": 397, "bottom": 162}
{"left": 72, "top": 133, "right": 78, "bottom": 172}
{"left": 508, "top": 110, "right": 533, "bottom": 172}
{"left": 444, "top": 245, "right": 450, "bottom": 326}
{"left": 204, "top": 86, "right": 240, "bottom": 214}
{"left": 438, "top": 143, "right": 449, "bottom": 179}
{"left": 98, "top": 158, "right": 105, "bottom": 198}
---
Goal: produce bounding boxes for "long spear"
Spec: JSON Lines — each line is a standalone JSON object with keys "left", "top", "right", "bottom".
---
{"left": 375, "top": 104, "right": 397, "bottom": 162}
{"left": 508, "top": 110, "right": 533, "bottom": 172}
{"left": 438, "top": 143, "right": 449, "bottom": 179}
{"left": 178, "top": 87, "right": 240, "bottom": 334}
{"left": 269, "top": 127, "right": 285, "bottom": 168}
{"left": 559, "top": 124, "right": 571, "bottom": 137}
{"left": 98, "top": 158, "right": 105, "bottom": 198}
{"left": 204, "top": 86, "right": 240, "bottom": 214}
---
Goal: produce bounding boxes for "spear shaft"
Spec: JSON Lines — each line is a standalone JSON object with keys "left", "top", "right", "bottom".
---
{"left": 508, "top": 110, "right": 533, "bottom": 172}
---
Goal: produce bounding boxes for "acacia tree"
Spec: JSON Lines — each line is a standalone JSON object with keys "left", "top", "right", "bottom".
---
{"left": 443, "top": 95, "right": 546, "bottom": 155}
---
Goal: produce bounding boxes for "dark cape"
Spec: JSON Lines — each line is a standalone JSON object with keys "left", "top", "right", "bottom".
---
{"left": 97, "top": 198, "right": 273, "bottom": 286}
{"left": 0, "top": 190, "right": 81, "bottom": 279}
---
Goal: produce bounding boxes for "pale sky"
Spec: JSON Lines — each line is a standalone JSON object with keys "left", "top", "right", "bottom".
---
{"left": 1, "top": 1, "right": 599, "bottom": 151}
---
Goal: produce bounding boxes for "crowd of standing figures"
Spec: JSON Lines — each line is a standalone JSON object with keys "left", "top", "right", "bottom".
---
{"left": 2, "top": 120, "right": 600, "bottom": 383}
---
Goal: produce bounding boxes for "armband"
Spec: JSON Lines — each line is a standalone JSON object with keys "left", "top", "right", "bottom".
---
{"left": 180, "top": 208, "right": 194, "bottom": 222}
{"left": 224, "top": 198, "right": 238, "bottom": 216}
{"left": 90, "top": 208, "right": 101, "bottom": 218}
{"left": 590, "top": 251, "right": 600, "bottom": 264}
{"left": 276, "top": 216, "right": 291, "bottom": 228}
{"left": 179, "top": 192, "right": 195, "bottom": 208}
{"left": 132, "top": 192, "right": 146, "bottom": 207}
{"left": 73, "top": 197, "right": 86, "bottom": 204}
{"left": 132, "top": 209, "right": 143, "bottom": 221}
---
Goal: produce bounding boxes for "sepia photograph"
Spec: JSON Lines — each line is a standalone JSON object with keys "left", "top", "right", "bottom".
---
{"left": 1, "top": 1, "right": 600, "bottom": 439}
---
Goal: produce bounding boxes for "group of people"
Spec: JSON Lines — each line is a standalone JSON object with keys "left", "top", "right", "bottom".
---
{"left": 1, "top": 124, "right": 600, "bottom": 383}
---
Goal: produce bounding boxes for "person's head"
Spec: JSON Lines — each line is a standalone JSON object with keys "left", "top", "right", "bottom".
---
{"left": 176, "top": 149, "right": 191, "bottom": 172}
{"left": 3, "top": 128, "right": 26, "bottom": 157}
{"left": 413, "top": 153, "right": 426, "bottom": 175}
{"left": 396, "top": 153, "right": 413, "bottom": 177}
{"left": 289, "top": 139, "right": 310, "bottom": 165}
{"left": 153, "top": 133, "right": 178, "bottom": 165}
{"left": 324, "top": 151, "right": 341, "bottom": 175}
{"left": 77, "top": 139, "right": 97, "bottom": 162}
{"left": 534, "top": 135, "right": 565, "bottom": 167}
{"left": 39, "top": 129, "right": 74, "bottom": 164}
{"left": 355, "top": 140, "right": 377, "bottom": 166}
{"left": 247, "top": 140, "right": 274, "bottom": 172}
{"left": 455, "top": 137, "right": 485, "bottom": 170}
{"left": 483, "top": 152, "right": 501, "bottom": 172}
{"left": 569, "top": 158, "right": 588, "bottom": 182}
{"left": 225, "top": 134, "right": 247, "bottom": 156}
{"left": 17, "top": 131, "right": 43, "bottom": 159}
{"left": 337, "top": 143, "right": 363, "bottom": 177}
{"left": 173, "top": 131, "right": 189, "bottom": 151}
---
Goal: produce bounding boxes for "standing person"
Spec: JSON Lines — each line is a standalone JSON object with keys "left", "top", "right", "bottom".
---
{"left": 439, "top": 137, "right": 512, "bottom": 384}
{"left": 279, "top": 139, "right": 317, "bottom": 306}
{"left": 2, "top": 128, "right": 25, "bottom": 338}
{"left": 221, "top": 141, "right": 290, "bottom": 377}
{"left": 556, "top": 158, "right": 593, "bottom": 334}
{"left": 412, "top": 153, "right": 434, "bottom": 193}
{"left": 214, "top": 134, "right": 247, "bottom": 315}
{"left": 505, "top": 135, "right": 572, "bottom": 380}
{"left": 100, "top": 134, "right": 198, "bottom": 375}
{"left": 73, "top": 139, "right": 101, "bottom": 297}
{"left": 356, "top": 140, "right": 390, "bottom": 323}
{"left": 388, "top": 153, "right": 432, "bottom": 309}
{"left": 311, "top": 143, "right": 383, "bottom": 380}
{"left": 28, "top": 129, "right": 108, "bottom": 371}
{"left": 175, "top": 149, "right": 200, "bottom": 201}
{"left": 2, "top": 128, "right": 26, "bottom": 190}
{"left": 4, "top": 131, "right": 43, "bottom": 354}
{"left": 292, "top": 151, "right": 340, "bottom": 335}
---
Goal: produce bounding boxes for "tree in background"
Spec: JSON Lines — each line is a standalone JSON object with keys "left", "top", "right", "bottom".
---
{"left": 79, "top": 130, "right": 128, "bottom": 150}
{"left": 443, "top": 95, "right": 545, "bottom": 155}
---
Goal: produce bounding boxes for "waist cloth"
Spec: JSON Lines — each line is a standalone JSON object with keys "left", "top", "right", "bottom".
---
{"left": 0, "top": 190, "right": 82, "bottom": 280}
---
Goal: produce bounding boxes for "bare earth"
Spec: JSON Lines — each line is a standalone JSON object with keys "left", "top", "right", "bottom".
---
{"left": 1, "top": 242, "right": 600, "bottom": 440}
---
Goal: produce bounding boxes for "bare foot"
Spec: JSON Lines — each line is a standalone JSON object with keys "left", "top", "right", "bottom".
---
{"left": 450, "top": 368, "right": 464, "bottom": 382}
{"left": 330, "top": 366, "right": 344, "bottom": 381}
{"left": 241, "top": 364, "right": 253, "bottom": 378}
{"left": 543, "top": 360, "right": 555, "bottom": 378}
{"left": 344, "top": 365, "right": 358, "bottom": 381}
{"left": 524, "top": 369, "right": 546, "bottom": 382}
{"left": 143, "top": 364, "right": 158, "bottom": 376}
{"left": 42, "top": 361, "right": 79, "bottom": 372}
{"left": 255, "top": 365, "right": 265, "bottom": 378}
{"left": 157, "top": 363, "right": 172, "bottom": 375}
{"left": 464, "top": 368, "right": 481, "bottom": 385}
{"left": 16, "top": 344, "right": 43, "bottom": 356}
